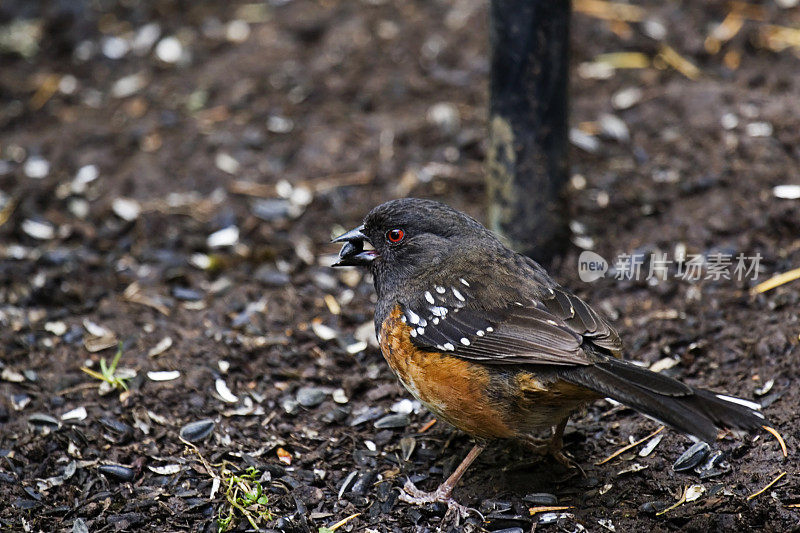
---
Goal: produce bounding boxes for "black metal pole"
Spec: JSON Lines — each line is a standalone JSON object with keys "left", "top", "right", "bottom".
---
{"left": 487, "top": 0, "right": 570, "bottom": 265}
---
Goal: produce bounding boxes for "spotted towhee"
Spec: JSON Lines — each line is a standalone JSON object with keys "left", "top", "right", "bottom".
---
{"left": 332, "top": 198, "right": 782, "bottom": 513}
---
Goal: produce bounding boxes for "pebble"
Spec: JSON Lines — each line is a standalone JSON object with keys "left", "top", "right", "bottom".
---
{"left": 611, "top": 87, "right": 643, "bottom": 110}
{"left": 112, "top": 198, "right": 141, "bottom": 221}
{"left": 171, "top": 287, "right": 203, "bottom": 301}
{"left": 281, "top": 397, "right": 300, "bottom": 415}
{"left": 71, "top": 165, "right": 99, "bottom": 194}
{"left": 252, "top": 198, "right": 292, "bottom": 221}
{"left": 266, "top": 115, "right": 294, "bottom": 134}
{"left": 111, "top": 73, "right": 147, "bottom": 99}
{"left": 253, "top": 265, "right": 290, "bottom": 287}
{"left": 427, "top": 102, "right": 460, "bottom": 135}
{"left": 374, "top": 413, "right": 409, "bottom": 429}
{"left": 155, "top": 36, "right": 183, "bottom": 63}
{"left": 24, "top": 156, "right": 50, "bottom": 179}
{"left": 214, "top": 152, "right": 240, "bottom": 174}
{"left": 296, "top": 387, "right": 327, "bottom": 408}
{"left": 207, "top": 225, "right": 239, "bottom": 248}
{"left": 226, "top": 20, "right": 251, "bottom": 43}
{"left": 102, "top": 36, "right": 129, "bottom": 59}
{"left": 22, "top": 219, "right": 55, "bottom": 240}
{"left": 332, "top": 388, "right": 348, "bottom": 404}
{"left": 390, "top": 399, "right": 414, "bottom": 414}
{"left": 98, "top": 464, "right": 135, "bottom": 482}
{"left": 599, "top": 113, "right": 629, "bottom": 142}
{"left": 179, "top": 419, "right": 215, "bottom": 442}
{"left": 44, "top": 321, "right": 67, "bottom": 336}
{"left": 673, "top": 441, "right": 710, "bottom": 471}
{"left": 746, "top": 122, "right": 773, "bottom": 137}
{"left": 133, "top": 23, "right": 161, "bottom": 54}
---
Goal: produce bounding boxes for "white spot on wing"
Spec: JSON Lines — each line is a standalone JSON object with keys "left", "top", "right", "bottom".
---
{"left": 432, "top": 317, "right": 439, "bottom": 324}
{"left": 401, "top": 315, "right": 406, "bottom": 323}
{"left": 476, "top": 330, "right": 484, "bottom": 337}
{"left": 443, "top": 342, "right": 454, "bottom": 351}
{"left": 430, "top": 306, "right": 448, "bottom": 317}
{"left": 425, "top": 291, "right": 434, "bottom": 304}
{"left": 486, "top": 327, "right": 494, "bottom": 332}
{"left": 460, "top": 337, "right": 470, "bottom": 346}
{"left": 452, "top": 288, "right": 465, "bottom": 302}
{"left": 435, "top": 286, "right": 446, "bottom": 294}
{"left": 417, "top": 327, "right": 425, "bottom": 334}
{"left": 406, "top": 309, "right": 420, "bottom": 325}
{"left": 410, "top": 329, "right": 417, "bottom": 338}
{"left": 460, "top": 278, "right": 470, "bottom": 287}
{"left": 547, "top": 319, "right": 559, "bottom": 326}
{"left": 715, "top": 394, "right": 764, "bottom": 415}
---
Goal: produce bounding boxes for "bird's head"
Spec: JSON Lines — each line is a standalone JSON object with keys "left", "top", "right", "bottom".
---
{"left": 332, "top": 198, "right": 502, "bottom": 292}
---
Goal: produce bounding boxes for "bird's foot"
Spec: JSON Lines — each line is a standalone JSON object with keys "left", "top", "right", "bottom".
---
{"left": 398, "top": 479, "right": 484, "bottom": 521}
{"left": 524, "top": 437, "right": 586, "bottom": 476}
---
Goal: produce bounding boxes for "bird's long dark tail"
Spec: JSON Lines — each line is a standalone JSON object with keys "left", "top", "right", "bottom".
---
{"left": 560, "top": 355, "right": 768, "bottom": 443}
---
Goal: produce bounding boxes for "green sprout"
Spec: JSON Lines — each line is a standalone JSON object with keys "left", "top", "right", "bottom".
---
{"left": 80, "top": 344, "right": 132, "bottom": 391}
{"left": 217, "top": 466, "right": 272, "bottom": 532}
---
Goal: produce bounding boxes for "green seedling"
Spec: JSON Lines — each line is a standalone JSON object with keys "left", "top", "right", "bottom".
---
{"left": 217, "top": 466, "right": 272, "bottom": 532}
{"left": 80, "top": 344, "right": 132, "bottom": 391}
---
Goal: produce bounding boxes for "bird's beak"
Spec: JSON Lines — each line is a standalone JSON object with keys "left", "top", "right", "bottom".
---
{"left": 331, "top": 225, "right": 378, "bottom": 267}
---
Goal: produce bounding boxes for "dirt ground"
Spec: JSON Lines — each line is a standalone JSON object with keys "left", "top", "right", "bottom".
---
{"left": 1, "top": 1, "right": 799, "bottom": 531}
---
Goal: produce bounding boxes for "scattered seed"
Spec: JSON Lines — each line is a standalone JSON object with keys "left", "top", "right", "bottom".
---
{"left": 524, "top": 493, "right": 558, "bottom": 506}
{"left": 21, "top": 219, "right": 55, "bottom": 240}
{"left": 638, "top": 433, "right": 664, "bottom": 457}
{"left": 44, "top": 321, "right": 67, "bottom": 336}
{"left": 338, "top": 471, "right": 358, "bottom": 499}
{"left": 148, "top": 464, "right": 181, "bottom": 475}
{"left": 28, "top": 413, "right": 60, "bottom": 428}
{"left": 773, "top": 185, "right": 800, "bottom": 200}
{"left": 617, "top": 463, "right": 648, "bottom": 476}
{"left": 311, "top": 321, "right": 337, "bottom": 341}
{"left": 98, "top": 464, "right": 135, "bottom": 482}
{"left": 155, "top": 36, "right": 182, "bottom": 63}
{"left": 214, "top": 152, "right": 240, "bottom": 174}
{"left": 24, "top": 156, "right": 49, "bottom": 179}
{"left": 684, "top": 484, "right": 705, "bottom": 502}
{"left": 673, "top": 441, "right": 710, "bottom": 471}
{"left": 332, "top": 388, "right": 348, "bottom": 404}
{"left": 2, "top": 368, "right": 25, "bottom": 383}
{"left": 112, "top": 198, "right": 141, "bottom": 221}
{"left": 611, "top": 87, "right": 642, "bottom": 110}
{"left": 61, "top": 407, "right": 87, "bottom": 422}
{"left": 147, "top": 337, "right": 173, "bottom": 357}
{"left": 390, "top": 399, "right": 414, "bottom": 414}
{"left": 374, "top": 413, "right": 410, "bottom": 429}
{"left": 400, "top": 436, "right": 416, "bottom": 461}
{"left": 179, "top": 419, "right": 215, "bottom": 442}
{"left": 207, "top": 225, "right": 239, "bottom": 248}
{"left": 215, "top": 378, "right": 239, "bottom": 403}
{"left": 147, "top": 370, "right": 180, "bottom": 382}
{"left": 276, "top": 447, "right": 292, "bottom": 465}
{"left": 755, "top": 379, "right": 775, "bottom": 396}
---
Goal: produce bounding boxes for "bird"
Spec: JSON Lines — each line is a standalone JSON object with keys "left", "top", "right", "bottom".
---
{"left": 331, "top": 198, "right": 782, "bottom": 515}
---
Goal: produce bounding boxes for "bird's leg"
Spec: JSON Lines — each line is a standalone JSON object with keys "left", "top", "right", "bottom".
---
{"left": 524, "top": 417, "right": 583, "bottom": 473}
{"left": 399, "top": 443, "right": 485, "bottom": 519}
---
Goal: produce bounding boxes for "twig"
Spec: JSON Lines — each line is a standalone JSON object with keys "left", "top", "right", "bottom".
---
{"left": 747, "top": 471, "right": 787, "bottom": 501}
{"left": 750, "top": 267, "right": 800, "bottom": 295}
{"left": 573, "top": 0, "right": 646, "bottom": 22}
{"left": 595, "top": 426, "right": 665, "bottom": 465}
{"left": 656, "top": 485, "right": 687, "bottom": 516}
{"left": 529, "top": 505, "right": 572, "bottom": 516}
{"left": 762, "top": 425, "right": 789, "bottom": 458}
{"left": 419, "top": 418, "right": 437, "bottom": 433}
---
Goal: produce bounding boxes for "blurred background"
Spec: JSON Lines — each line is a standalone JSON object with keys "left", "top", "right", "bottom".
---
{"left": 1, "top": 1, "right": 799, "bottom": 531}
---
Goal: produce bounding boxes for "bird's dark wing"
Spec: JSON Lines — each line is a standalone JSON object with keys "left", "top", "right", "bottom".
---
{"left": 399, "top": 281, "right": 622, "bottom": 366}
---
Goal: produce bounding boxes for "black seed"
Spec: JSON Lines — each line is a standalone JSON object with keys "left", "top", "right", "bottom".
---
{"left": 179, "top": 419, "right": 215, "bottom": 442}
{"left": 673, "top": 441, "right": 710, "bottom": 471}
{"left": 98, "top": 464, "right": 136, "bottom": 482}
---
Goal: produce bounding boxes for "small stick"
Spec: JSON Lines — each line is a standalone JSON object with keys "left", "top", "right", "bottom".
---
{"left": 747, "top": 471, "right": 787, "bottom": 501}
{"left": 419, "top": 418, "right": 437, "bottom": 433}
{"left": 751, "top": 267, "right": 800, "bottom": 295}
{"left": 529, "top": 505, "right": 572, "bottom": 516}
{"left": 763, "top": 425, "right": 789, "bottom": 458}
{"left": 595, "top": 426, "right": 665, "bottom": 465}
{"left": 656, "top": 485, "right": 688, "bottom": 516}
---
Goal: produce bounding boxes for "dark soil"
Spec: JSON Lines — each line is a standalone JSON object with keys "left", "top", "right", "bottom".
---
{"left": 1, "top": 1, "right": 799, "bottom": 532}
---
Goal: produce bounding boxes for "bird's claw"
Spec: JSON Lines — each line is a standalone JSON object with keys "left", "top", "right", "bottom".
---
{"left": 398, "top": 480, "right": 484, "bottom": 521}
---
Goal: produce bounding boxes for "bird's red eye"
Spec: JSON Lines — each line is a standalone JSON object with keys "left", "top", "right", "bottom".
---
{"left": 386, "top": 228, "right": 405, "bottom": 243}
